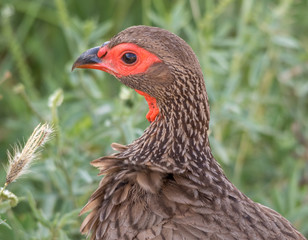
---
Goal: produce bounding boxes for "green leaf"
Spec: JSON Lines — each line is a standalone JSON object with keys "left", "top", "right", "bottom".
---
{"left": 272, "top": 36, "right": 300, "bottom": 49}
{"left": 0, "top": 218, "right": 11, "bottom": 229}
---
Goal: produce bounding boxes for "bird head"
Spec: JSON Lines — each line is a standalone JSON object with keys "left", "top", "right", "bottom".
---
{"left": 72, "top": 26, "right": 205, "bottom": 123}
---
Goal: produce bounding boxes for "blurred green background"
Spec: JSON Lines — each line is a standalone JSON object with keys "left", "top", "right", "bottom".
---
{"left": 0, "top": 0, "right": 307, "bottom": 239}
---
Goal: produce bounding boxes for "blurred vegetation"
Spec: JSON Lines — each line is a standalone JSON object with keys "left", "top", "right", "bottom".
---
{"left": 0, "top": 0, "right": 307, "bottom": 239}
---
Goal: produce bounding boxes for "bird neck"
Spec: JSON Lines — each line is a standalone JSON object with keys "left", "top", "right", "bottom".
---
{"left": 121, "top": 74, "right": 228, "bottom": 180}
{"left": 149, "top": 76, "right": 213, "bottom": 173}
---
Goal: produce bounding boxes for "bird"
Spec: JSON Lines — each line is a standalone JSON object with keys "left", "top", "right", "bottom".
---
{"left": 72, "top": 26, "right": 306, "bottom": 240}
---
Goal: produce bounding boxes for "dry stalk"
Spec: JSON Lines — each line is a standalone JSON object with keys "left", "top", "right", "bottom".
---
{"left": 5, "top": 123, "right": 53, "bottom": 186}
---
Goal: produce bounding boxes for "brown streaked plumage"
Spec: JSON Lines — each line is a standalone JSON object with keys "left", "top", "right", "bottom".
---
{"left": 73, "top": 26, "right": 306, "bottom": 240}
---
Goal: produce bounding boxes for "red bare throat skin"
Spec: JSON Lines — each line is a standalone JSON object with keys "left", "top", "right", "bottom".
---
{"left": 135, "top": 89, "right": 159, "bottom": 122}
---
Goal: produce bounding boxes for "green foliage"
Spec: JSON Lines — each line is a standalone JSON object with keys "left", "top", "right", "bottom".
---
{"left": 0, "top": 0, "right": 307, "bottom": 238}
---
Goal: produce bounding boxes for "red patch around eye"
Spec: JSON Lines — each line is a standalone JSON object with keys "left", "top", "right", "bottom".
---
{"left": 135, "top": 89, "right": 159, "bottom": 122}
{"left": 97, "top": 43, "right": 162, "bottom": 78}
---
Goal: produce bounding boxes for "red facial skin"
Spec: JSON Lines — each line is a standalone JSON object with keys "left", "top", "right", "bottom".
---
{"left": 79, "top": 43, "right": 161, "bottom": 122}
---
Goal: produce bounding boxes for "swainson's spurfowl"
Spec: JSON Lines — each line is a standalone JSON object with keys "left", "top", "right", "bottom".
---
{"left": 72, "top": 26, "right": 305, "bottom": 240}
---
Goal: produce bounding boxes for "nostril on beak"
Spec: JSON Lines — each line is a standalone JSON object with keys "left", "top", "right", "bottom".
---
{"left": 97, "top": 43, "right": 109, "bottom": 58}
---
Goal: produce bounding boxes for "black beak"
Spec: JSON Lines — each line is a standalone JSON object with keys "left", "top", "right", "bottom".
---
{"left": 72, "top": 46, "right": 101, "bottom": 71}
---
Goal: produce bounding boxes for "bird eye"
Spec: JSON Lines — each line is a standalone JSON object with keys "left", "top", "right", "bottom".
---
{"left": 121, "top": 53, "right": 137, "bottom": 64}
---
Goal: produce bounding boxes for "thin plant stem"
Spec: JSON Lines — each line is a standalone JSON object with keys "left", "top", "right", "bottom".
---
{"left": 1, "top": 6, "right": 38, "bottom": 97}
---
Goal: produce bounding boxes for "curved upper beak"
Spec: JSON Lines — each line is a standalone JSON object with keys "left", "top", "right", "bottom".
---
{"left": 71, "top": 46, "right": 102, "bottom": 71}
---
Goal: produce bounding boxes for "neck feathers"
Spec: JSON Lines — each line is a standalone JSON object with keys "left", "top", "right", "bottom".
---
{"left": 118, "top": 71, "right": 224, "bottom": 177}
